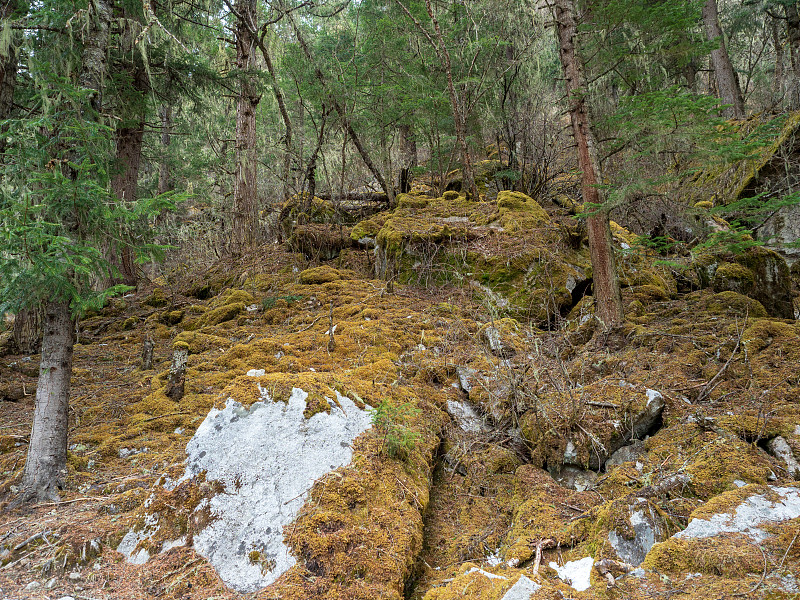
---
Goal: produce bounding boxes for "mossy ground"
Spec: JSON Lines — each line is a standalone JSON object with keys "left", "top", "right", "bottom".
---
{"left": 0, "top": 191, "right": 798, "bottom": 599}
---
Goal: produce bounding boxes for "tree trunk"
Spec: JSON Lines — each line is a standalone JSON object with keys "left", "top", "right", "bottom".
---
{"left": 253, "top": 29, "right": 293, "bottom": 202}
{"left": 13, "top": 306, "right": 43, "bottom": 354}
{"left": 158, "top": 103, "right": 173, "bottom": 196}
{"left": 399, "top": 124, "right": 417, "bottom": 194}
{"left": 20, "top": 301, "right": 74, "bottom": 502}
{"left": 0, "top": 0, "right": 18, "bottom": 159}
{"left": 110, "top": 115, "right": 145, "bottom": 286}
{"left": 18, "top": 0, "right": 111, "bottom": 505}
{"left": 786, "top": 3, "right": 800, "bottom": 108}
{"left": 702, "top": 0, "right": 745, "bottom": 118}
{"left": 554, "top": 0, "right": 623, "bottom": 330}
{"left": 232, "top": 0, "right": 261, "bottom": 254}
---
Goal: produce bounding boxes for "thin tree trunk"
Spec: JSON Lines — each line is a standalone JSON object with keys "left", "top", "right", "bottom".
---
{"left": 703, "top": 0, "right": 745, "bottom": 118}
{"left": 254, "top": 30, "right": 293, "bottom": 202}
{"left": 232, "top": 0, "right": 261, "bottom": 254}
{"left": 158, "top": 103, "right": 173, "bottom": 196}
{"left": 20, "top": 301, "right": 74, "bottom": 502}
{"left": 554, "top": 0, "right": 623, "bottom": 331}
{"left": 786, "top": 3, "right": 800, "bottom": 108}
{"left": 286, "top": 10, "right": 391, "bottom": 200}
{"left": 399, "top": 124, "right": 417, "bottom": 194}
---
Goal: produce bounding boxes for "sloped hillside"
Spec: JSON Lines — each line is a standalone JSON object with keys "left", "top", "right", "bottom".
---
{"left": 0, "top": 190, "right": 798, "bottom": 600}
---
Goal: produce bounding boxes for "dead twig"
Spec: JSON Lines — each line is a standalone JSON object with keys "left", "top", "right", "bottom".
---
{"left": 533, "top": 538, "right": 556, "bottom": 575}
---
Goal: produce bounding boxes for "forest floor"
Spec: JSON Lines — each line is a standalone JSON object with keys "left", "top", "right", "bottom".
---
{"left": 0, "top": 190, "right": 799, "bottom": 600}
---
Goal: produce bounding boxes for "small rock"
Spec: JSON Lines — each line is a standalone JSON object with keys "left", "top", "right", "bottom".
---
{"left": 553, "top": 465, "right": 597, "bottom": 492}
{"left": 45, "top": 577, "right": 57, "bottom": 589}
{"left": 246, "top": 369, "right": 265, "bottom": 377}
{"left": 58, "top": 596, "right": 76, "bottom": 600}
{"left": 24, "top": 581, "right": 40, "bottom": 591}
{"left": 767, "top": 436, "right": 800, "bottom": 479}
{"left": 68, "top": 572, "right": 81, "bottom": 581}
{"left": 606, "top": 440, "right": 646, "bottom": 470}
{"left": 501, "top": 575, "right": 542, "bottom": 599}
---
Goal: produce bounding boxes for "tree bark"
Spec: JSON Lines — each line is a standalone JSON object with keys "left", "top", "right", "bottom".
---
{"left": 0, "top": 0, "right": 19, "bottom": 159}
{"left": 231, "top": 0, "right": 261, "bottom": 254}
{"left": 20, "top": 301, "right": 74, "bottom": 502}
{"left": 158, "top": 103, "right": 173, "bottom": 196}
{"left": 399, "top": 124, "right": 417, "bottom": 194}
{"left": 13, "top": 306, "right": 43, "bottom": 354}
{"left": 785, "top": 3, "right": 800, "bottom": 108}
{"left": 702, "top": 0, "right": 745, "bottom": 118}
{"left": 554, "top": 0, "right": 623, "bottom": 330}
{"left": 19, "top": 0, "right": 111, "bottom": 505}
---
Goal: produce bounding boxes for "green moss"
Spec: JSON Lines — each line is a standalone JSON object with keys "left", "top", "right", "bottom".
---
{"left": 209, "top": 289, "right": 256, "bottom": 308}
{"left": 299, "top": 265, "right": 354, "bottom": 284}
{"left": 143, "top": 288, "right": 168, "bottom": 307}
{"left": 159, "top": 310, "right": 184, "bottom": 325}
{"left": 442, "top": 190, "right": 460, "bottom": 201}
{"left": 196, "top": 302, "right": 245, "bottom": 327}
{"left": 741, "top": 319, "right": 798, "bottom": 354}
{"left": 643, "top": 535, "right": 763, "bottom": 577}
{"left": 173, "top": 331, "right": 232, "bottom": 354}
{"left": 397, "top": 193, "right": 430, "bottom": 209}
{"left": 706, "top": 291, "right": 768, "bottom": 317}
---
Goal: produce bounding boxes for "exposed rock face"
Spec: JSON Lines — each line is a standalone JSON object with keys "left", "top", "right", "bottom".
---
{"left": 767, "top": 436, "right": 800, "bottom": 479}
{"left": 696, "top": 246, "right": 794, "bottom": 318}
{"left": 607, "top": 502, "right": 661, "bottom": 566}
{"left": 674, "top": 485, "right": 800, "bottom": 543}
{"left": 119, "top": 387, "right": 372, "bottom": 593}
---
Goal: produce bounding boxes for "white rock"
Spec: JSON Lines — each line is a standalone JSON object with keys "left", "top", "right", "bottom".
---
{"left": 767, "top": 437, "right": 800, "bottom": 479}
{"left": 187, "top": 388, "right": 371, "bottom": 592}
{"left": 246, "top": 369, "right": 265, "bottom": 377}
{"left": 446, "top": 399, "right": 485, "bottom": 433}
{"left": 465, "top": 567, "right": 507, "bottom": 581}
{"left": 675, "top": 486, "right": 800, "bottom": 543}
{"left": 24, "top": 581, "right": 40, "bottom": 590}
{"left": 549, "top": 557, "right": 594, "bottom": 591}
{"left": 160, "top": 536, "right": 187, "bottom": 554}
{"left": 501, "top": 575, "right": 541, "bottom": 599}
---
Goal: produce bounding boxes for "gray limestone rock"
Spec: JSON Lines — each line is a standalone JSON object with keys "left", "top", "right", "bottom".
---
{"left": 118, "top": 386, "right": 372, "bottom": 594}
{"left": 767, "top": 436, "right": 800, "bottom": 479}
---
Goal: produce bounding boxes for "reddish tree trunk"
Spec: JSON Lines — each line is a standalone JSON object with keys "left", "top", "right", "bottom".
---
{"left": 232, "top": 0, "right": 261, "bottom": 254}
{"left": 554, "top": 0, "right": 623, "bottom": 330}
{"left": 703, "top": 0, "right": 745, "bottom": 118}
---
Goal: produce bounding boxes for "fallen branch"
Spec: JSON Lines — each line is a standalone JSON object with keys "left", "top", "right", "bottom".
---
{"left": 533, "top": 538, "right": 556, "bottom": 575}
{"left": 594, "top": 557, "right": 636, "bottom": 588}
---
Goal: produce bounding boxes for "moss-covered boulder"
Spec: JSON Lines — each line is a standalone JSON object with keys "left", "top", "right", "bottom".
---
{"left": 520, "top": 382, "right": 665, "bottom": 471}
{"left": 173, "top": 331, "right": 233, "bottom": 354}
{"left": 142, "top": 287, "right": 169, "bottom": 307}
{"left": 299, "top": 265, "right": 355, "bottom": 284}
{"left": 694, "top": 246, "right": 793, "bottom": 318}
